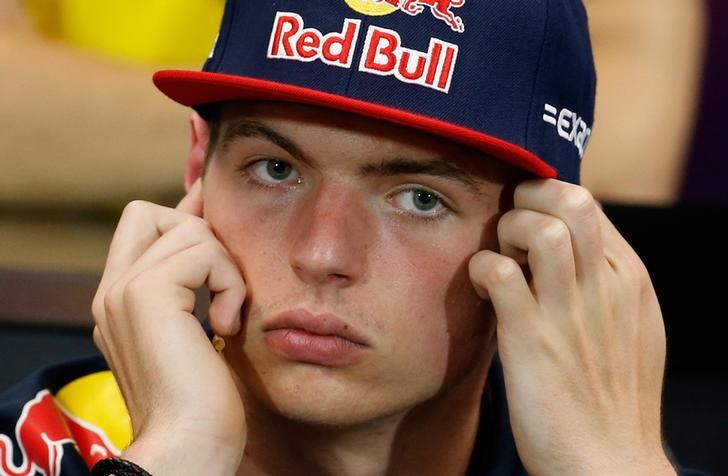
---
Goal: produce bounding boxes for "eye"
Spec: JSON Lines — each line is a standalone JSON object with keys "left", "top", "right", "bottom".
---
{"left": 250, "top": 159, "right": 302, "bottom": 185}
{"left": 392, "top": 187, "right": 448, "bottom": 218}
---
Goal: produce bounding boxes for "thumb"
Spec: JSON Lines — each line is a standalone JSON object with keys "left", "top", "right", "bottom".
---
{"left": 177, "top": 178, "right": 204, "bottom": 217}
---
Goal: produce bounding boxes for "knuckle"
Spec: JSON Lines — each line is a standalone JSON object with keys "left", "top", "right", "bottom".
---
{"left": 103, "top": 282, "right": 126, "bottom": 316}
{"left": 92, "top": 326, "right": 104, "bottom": 347}
{"left": 122, "top": 275, "right": 149, "bottom": 306}
{"left": 121, "top": 200, "right": 151, "bottom": 218}
{"left": 175, "top": 216, "right": 215, "bottom": 244}
{"left": 534, "top": 217, "right": 570, "bottom": 250}
{"left": 181, "top": 215, "right": 210, "bottom": 232}
{"left": 91, "top": 291, "right": 106, "bottom": 321}
{"left": 622, "top": 255, "right": 650, "bottom": 287}
{"left": 489, "top": 256, "right": 521, "bottom": 285}
{"left": 560, "top": 186, "right": 596, "bottom": 218}
{"left": 198, "top": 238, "right": 224, "bottom": 258}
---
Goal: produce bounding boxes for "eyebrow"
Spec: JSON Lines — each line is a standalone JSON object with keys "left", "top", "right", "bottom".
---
{"left": 219, "top": 119, "right": 485, "bottom": 192}
{"left": 359, "top": 158, "right": 483, "bottom": 192}
{"left": 219, "top": 119, "right": 311, "bottom": 165}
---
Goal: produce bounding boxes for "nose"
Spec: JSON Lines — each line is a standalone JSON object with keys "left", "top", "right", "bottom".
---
{"left": 289, "top": 182, "right": 375, "bottom": 288}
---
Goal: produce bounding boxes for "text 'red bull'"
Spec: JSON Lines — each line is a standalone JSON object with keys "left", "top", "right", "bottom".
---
{"left": 268, "top": 12, "right": 459, "bottom": 93}
{"left": 0, "top": 390, "right": 120, "bottom": 476}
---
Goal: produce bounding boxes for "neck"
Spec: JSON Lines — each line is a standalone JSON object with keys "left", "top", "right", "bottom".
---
{"left": 237, "top": 352, "right": 495, "bottom": 476}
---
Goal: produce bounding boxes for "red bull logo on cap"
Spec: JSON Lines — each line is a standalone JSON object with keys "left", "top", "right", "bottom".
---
{"left": 345, "top": 0, "right": 466, "bottom": 32}
{"left": 268, "top": 11, "right": 459, "bottom": 93}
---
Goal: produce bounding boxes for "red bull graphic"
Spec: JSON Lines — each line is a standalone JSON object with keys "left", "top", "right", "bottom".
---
{"left": 0, "top": 390, "right": 119, "bottom": 476}
{"left": 359, "top": 25, "right": 458, "bottom": 92}
{"left": 268, "top": 12, "right": 362, "bottom": 68}
{"left": 268, "top": 12, "right": 459, "bottom": 93}
{"left": 380, "top": 0, "right": 466, "bottom": 33}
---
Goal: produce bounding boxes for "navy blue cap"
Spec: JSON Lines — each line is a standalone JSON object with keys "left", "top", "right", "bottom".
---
{"left": 154, "top": 0, "right": 596, "bottom": 183}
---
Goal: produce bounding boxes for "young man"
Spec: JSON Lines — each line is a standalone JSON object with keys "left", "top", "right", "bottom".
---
{"left": 0, "top": 1, "right": 711, "bottom": 475}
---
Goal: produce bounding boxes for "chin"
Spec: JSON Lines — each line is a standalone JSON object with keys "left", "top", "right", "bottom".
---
{"left": 237, "top": 356, "right": 439, "bottom": 429}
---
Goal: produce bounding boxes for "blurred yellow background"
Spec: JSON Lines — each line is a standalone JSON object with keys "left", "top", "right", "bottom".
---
{"left": 0, "top": 0, "right": 223, "bottom": 273}
{"left": 23, "top": 0, "right": 223, "bottom": 65}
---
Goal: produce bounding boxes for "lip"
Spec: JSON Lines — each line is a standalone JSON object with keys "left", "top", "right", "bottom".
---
{"left": 262, "top": 309, "right": 369, "bottom": 366}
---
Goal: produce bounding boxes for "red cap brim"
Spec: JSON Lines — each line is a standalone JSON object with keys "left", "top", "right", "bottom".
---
{"left": 153, "top": 70, "right": 556, "bottom": 179}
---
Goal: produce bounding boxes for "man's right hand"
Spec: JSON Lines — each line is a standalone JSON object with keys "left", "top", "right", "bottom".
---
{"left": 91, "top": 179, "right": 247, "bottom": 476}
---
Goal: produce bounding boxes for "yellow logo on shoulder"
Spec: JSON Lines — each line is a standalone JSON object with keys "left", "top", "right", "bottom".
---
{"left": 55, "top": 371, "right": 132, "bottom": 452}
{"left": 344, "top": 0, "right": 397, "bottom": 16}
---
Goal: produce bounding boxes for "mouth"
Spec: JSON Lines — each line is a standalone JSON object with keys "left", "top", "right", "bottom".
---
{"left": 262, "top": 309, "right": 369, "bottom": 366}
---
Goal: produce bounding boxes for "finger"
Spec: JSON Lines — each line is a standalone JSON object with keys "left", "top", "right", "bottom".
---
{"left": 207, "top": 263, "right": 247, "bottom": 338}
{"left": 514, "top": 179, "right": 605, "bottom": 283}
{"left": 497, "top": 208, "right": 577, "bottom": 311}
{"left": 176, "top": 178, "right": 204, "bottom": 217}
{"left": 97, "top": 200, "right": 205, "bottom": 300}
{"left": 125, "top": 219, "right": 246, "bottom": 336}
{"left": 126, "top": 241, "right": 246, "bottom": 337}
{"left": 118, "top": 215, "right": 220, "bottom": 287}
{"left": 469, "top": 250, "right": 538, "bottom": 333}
{"left": 100, "top": 180, "right": 205, "bottom": 295}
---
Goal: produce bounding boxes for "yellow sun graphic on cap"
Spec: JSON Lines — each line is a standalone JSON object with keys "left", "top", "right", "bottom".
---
{"left": 344, "top": 0, "right": 397, "bottom": 16}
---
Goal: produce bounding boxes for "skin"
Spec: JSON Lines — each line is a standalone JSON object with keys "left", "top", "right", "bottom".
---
{"left": 92, "top": 102, "right": 676, "bottom": 475}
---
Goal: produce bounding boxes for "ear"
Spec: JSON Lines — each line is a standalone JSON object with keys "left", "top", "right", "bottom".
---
{"left": 184, "top": 111, "right": 211, "bottom": 192}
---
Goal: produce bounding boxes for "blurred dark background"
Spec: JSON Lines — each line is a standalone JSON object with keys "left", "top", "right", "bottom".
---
{"left": 604, "top": 204, "right": 727, "bottom": 476}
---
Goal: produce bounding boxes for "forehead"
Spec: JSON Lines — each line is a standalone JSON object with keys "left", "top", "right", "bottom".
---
{"left": 214, "top": 101, "right": 524, "bottom": 183}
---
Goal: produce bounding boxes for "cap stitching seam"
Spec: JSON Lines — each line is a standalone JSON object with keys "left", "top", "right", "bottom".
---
{"left": 209, "top": 0, "right": 236, "bottom": 72}
{"left": 523, "top": 0, "right": 551, "bottom": 152}
{"left": 344, "top": 16, "right": 370, "bottom": 96}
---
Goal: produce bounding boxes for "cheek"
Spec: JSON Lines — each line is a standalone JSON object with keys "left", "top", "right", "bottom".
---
{"left": 381, "top": 228, "right": 489, "bottom": 381}
{"left": 386, "top": 219, "right": 483, "bottom": 320}
{"left": 203, "top": 188, "right": 290, "bottom": 285}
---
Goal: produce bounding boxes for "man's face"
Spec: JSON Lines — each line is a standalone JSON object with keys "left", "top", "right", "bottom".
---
{"left": 201, "top": 102, "right": 517, "bottom": 427}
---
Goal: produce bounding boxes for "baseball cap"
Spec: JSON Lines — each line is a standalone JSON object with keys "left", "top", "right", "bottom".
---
{"left": 154, "top": 0, "right": 596, "bottom": 184}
